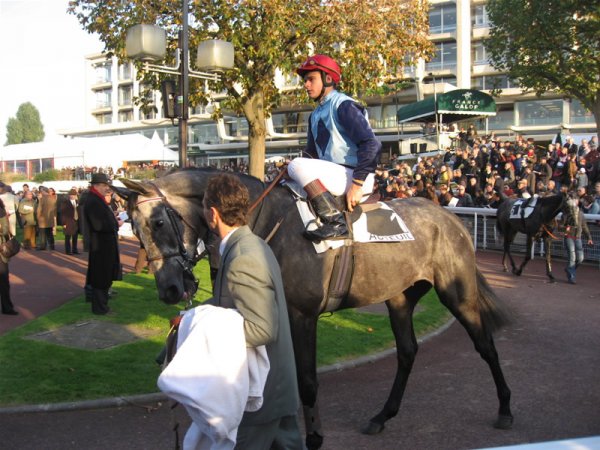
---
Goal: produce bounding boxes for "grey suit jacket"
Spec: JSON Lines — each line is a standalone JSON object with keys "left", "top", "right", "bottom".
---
{"left": 211, "top": 226, "right": 299, "bottom": 425}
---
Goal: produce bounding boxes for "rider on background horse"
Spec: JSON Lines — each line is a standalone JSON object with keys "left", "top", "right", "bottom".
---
{"left": 287, "top": 55, "right": 381, "bottom": 242}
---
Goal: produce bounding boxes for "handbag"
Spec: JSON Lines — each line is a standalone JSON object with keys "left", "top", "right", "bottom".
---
{"left": 0, "top": 235, "right": 21, "bottom": 259}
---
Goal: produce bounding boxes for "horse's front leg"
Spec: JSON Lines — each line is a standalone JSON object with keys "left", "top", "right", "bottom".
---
{"left": 289, "top": 308, "right": 323, "bottom": 450}
{"left": 364, "top": 293, "right": 419, "bottom": 435}
{"left": 502, "top": 235, "right": 517, "bottom": 273}
{"left": 542, "top": 236, "right": 556, "bottom": 282}
{"left": 515, "top": 234, "right": 533, "bottom": 276}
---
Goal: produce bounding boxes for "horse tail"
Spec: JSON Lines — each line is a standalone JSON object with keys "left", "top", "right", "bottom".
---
{"left": 476, "top": 268, "right": 512, "bottom": 333}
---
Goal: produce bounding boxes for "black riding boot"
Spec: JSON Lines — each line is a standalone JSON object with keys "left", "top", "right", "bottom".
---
{"left": 305, "top": 190, "right": 349, "bottom": 242}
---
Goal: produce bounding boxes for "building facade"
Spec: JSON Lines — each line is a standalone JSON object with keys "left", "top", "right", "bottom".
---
{"left": 60, "top": 0, "right": 597, "bottom": 166}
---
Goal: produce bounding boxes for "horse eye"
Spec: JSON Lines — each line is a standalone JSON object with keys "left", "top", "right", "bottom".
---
{"left": 156, "top": 220, "right": 165, "bottom": 228}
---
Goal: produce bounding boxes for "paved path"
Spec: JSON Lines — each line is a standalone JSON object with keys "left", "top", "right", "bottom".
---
{"left": 0, "top": 250, "right": 599, "bottom": 449}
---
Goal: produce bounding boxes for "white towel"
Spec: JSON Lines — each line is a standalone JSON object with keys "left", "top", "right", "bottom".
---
{"left": 157, "top": 305, "right": 270, "bottom": 450}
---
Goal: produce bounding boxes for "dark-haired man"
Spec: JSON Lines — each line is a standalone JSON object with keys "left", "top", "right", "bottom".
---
{"left": 203, "top": 173, "right": 303, "bottom": 449}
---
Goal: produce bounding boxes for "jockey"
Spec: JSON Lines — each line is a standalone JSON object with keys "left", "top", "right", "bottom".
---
{"left": 288, "top": 55, "right": 382, "bottom": 242}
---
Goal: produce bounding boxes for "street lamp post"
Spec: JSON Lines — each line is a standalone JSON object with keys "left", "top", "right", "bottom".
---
{"left": 429, "top": 72, "right": 440, "bottom": 150}
{"left": 125, "top": 4, "right": 233, "bottom": 167}
{"left": 179, "top": 0, "right": 190, "bottom": 167}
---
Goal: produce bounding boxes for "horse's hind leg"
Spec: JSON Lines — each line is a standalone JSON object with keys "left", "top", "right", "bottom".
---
{"left": 436, "top": 277, "right": 513, "bottom": 429}
{"left": 363, "top": 282, "right": 430, "bottom": 435}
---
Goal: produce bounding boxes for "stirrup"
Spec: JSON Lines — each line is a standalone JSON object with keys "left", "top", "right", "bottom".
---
{"left": 304, "top": 223, "right": 349, "bottom": 243}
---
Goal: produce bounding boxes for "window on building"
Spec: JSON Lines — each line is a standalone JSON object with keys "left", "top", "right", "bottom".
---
{"left": 190, "top": 123, "right": 220, "bottom": 144}
{"left": 118, "top": 110, "right": 133, "bottom": 123}
{"left": 95, "top": 112, "right": 113, "bottom": 125}
{"left": 423, "top": 75, "right": 457, "bottom": 86}
{"left": 272, "top": 112, "right": 309, "bottom": 134}
{"left": 516, "top": 99, "right": 563, "bottom": 126}
{"left": 165, "top": 127, "right": 179, "bottom": 146}
{"left": 141, "top": 108, "right": 157, "bottom": 120}
{"left": 227, "top": 117, "right": 249, "bottom": 138}
{"left": 94, "top": 62, "right": 111, "bottom": 84}
{"left": 383, "top": 105, "right": 399, "bottom": 128}
{"left": 7, "top": 160, "right": 27, "bottom": 174}
{"left": 426, "top": 41, "right": 457, "bottom": 71}
{"left": 471, "top": 75, "right": 519, "bottom": 90}
{"left": 140, "top": 84, "right": 155, "bottom": 103}
{"left": 118, "top": 86, "right": 133, "bottom": 106}
{"left": 95, "top": 89, "right": 112, "bottom": 109}
{"left": 473, "top": 42, "right": 490, "bottom": 65}
{"left": 41, "top": 158, "right": 53, "bottom": 172}
{"left": 569, "top": 98, "right": 594, "bottom": 124}
{"left": 473, "top": 5, "right": 489, "bottom": 28}
{"left": 118, "top": 62, "right": 132, "bottom": 80}
{"left": 488, "top": 105, "right": 514, "bottom": 130}
{"left": 429, "top": 4, "right": 457, "bottom": 34}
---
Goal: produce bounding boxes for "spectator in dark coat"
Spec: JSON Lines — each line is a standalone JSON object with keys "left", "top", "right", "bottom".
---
{"left": 60, "top": 189, "right": 80, "bottom": 255}
{"left": 83, "top": 174, "right": 123, "bottom": 315}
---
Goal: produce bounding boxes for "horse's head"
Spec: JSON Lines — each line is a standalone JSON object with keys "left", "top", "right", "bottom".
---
{"left": 562, "top": 191, "right": 580, "bottom": 228}
{"left": 113, "top": 178, "right": 208, "bottom": 304}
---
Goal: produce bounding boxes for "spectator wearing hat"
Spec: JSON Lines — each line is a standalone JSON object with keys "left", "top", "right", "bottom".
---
{"left": 533, "top": 156, "right": 553, "bottom": 186}
{"left": 575, "top": 167, "right": 588, "bottom": 191}
{"left": 82, "top": 173, "right": 123, "bottom": 315}
{"left": 17, "top": 190, "right": 36, "bottom": 249}
{"left": 36, "top": 186, "right": 57, "bottom": 251}
{"left": 60, "top": 189, "right": 80, "bottom": 255}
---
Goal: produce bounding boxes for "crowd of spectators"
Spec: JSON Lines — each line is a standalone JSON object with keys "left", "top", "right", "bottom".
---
{"left": 374, "top": 132, "right": 600, "bottom": 214}
{"left": 57, "top": 162, "right": 178, "bottom": 181}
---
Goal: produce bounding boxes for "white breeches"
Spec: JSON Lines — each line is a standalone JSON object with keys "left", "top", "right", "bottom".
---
{"left": 287, "top": 158, "right": 375, "bottom": 197}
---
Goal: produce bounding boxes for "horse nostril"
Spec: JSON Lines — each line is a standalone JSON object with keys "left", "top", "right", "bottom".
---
{"left": 163, "top": 285, "right": 182, "bottom": 304}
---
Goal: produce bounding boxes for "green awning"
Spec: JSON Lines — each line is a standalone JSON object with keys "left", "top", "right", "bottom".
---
{"left": 397, "top": 89, "right": 496, "bottom": 124}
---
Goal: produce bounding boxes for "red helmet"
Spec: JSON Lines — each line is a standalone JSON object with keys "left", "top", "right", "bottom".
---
{"left": 296, "top": 55, "right": 341, "bottom": 84}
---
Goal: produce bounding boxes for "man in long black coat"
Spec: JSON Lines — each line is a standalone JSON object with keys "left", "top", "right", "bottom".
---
{"left": 83, "top": 173, "right": 123, "bottom": 315}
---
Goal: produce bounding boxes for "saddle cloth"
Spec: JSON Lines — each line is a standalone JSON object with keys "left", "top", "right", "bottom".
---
{"left": 509, "top": 195, "right": 539, "bottom": 220}
{"left": 285, "top": 181, "right": 415, "bottom": 254}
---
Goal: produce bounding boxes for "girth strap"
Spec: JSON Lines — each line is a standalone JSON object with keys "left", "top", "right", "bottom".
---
{"left": 320, "top": 213, "right": 354, "bottom": 314}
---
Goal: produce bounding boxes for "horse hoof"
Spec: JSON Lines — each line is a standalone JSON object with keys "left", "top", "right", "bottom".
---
{"left": 513, "top": 269, "right": 522, "bottom": 276}
{"left": 494, "top": 414, "right": 514, "bottom": 430}
{"left": 549, "top": 277, "right": 556, "bottom": 283}
{"left": 306, "top": 432, "right": 324, "bottom": 450}
{"left": 362, "top": 421, "right": 385, "bottom": 435}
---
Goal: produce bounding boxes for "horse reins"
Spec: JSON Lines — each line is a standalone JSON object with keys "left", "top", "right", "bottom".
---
{"left": 248, "top": 167, "right": 288, "bottom": 243}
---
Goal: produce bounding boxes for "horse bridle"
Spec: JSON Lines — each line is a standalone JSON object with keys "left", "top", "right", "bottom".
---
{"left": 135, "top": 183, "right": 202, "bottom": 293}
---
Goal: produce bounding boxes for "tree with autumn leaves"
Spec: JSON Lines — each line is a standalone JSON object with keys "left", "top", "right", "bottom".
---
{"left": 485, "top": 0, "right": 599, "bottom": 141}
{"left": 68, "top": 0, "right": 432, "bottom": 179}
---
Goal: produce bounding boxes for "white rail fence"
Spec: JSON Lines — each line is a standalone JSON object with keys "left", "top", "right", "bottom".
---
{"left": 446, "top": 207, "right": 600, "bottom": 268}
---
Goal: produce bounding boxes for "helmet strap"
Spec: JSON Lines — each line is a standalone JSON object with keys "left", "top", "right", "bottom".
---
{"left": 315, "top": 72, "right": 334, "bottom": 102}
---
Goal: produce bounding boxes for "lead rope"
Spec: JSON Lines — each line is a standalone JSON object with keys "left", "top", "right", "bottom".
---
{"left": 163, "top": 315, "right": 183, "bottom": 450}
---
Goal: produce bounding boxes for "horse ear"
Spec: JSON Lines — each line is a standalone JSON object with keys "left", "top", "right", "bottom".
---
{"left": 119, "top": 178, "right": 151, "bottom": 196}
{"left": 111, "top": 185, "right": 133, "bottom": 201}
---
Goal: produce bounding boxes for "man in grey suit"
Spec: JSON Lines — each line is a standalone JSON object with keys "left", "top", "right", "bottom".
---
{"left": 203, "top": 173, "right": 304, "bottom": 449}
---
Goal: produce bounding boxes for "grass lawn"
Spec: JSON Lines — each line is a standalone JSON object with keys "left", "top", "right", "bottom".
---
{"left": 0, "top": 258, "right": 450, "bottom": 407}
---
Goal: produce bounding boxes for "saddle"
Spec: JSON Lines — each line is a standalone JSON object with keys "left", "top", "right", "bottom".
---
{"left": 282, "top": 181, "right": 414, "bottom": 313}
